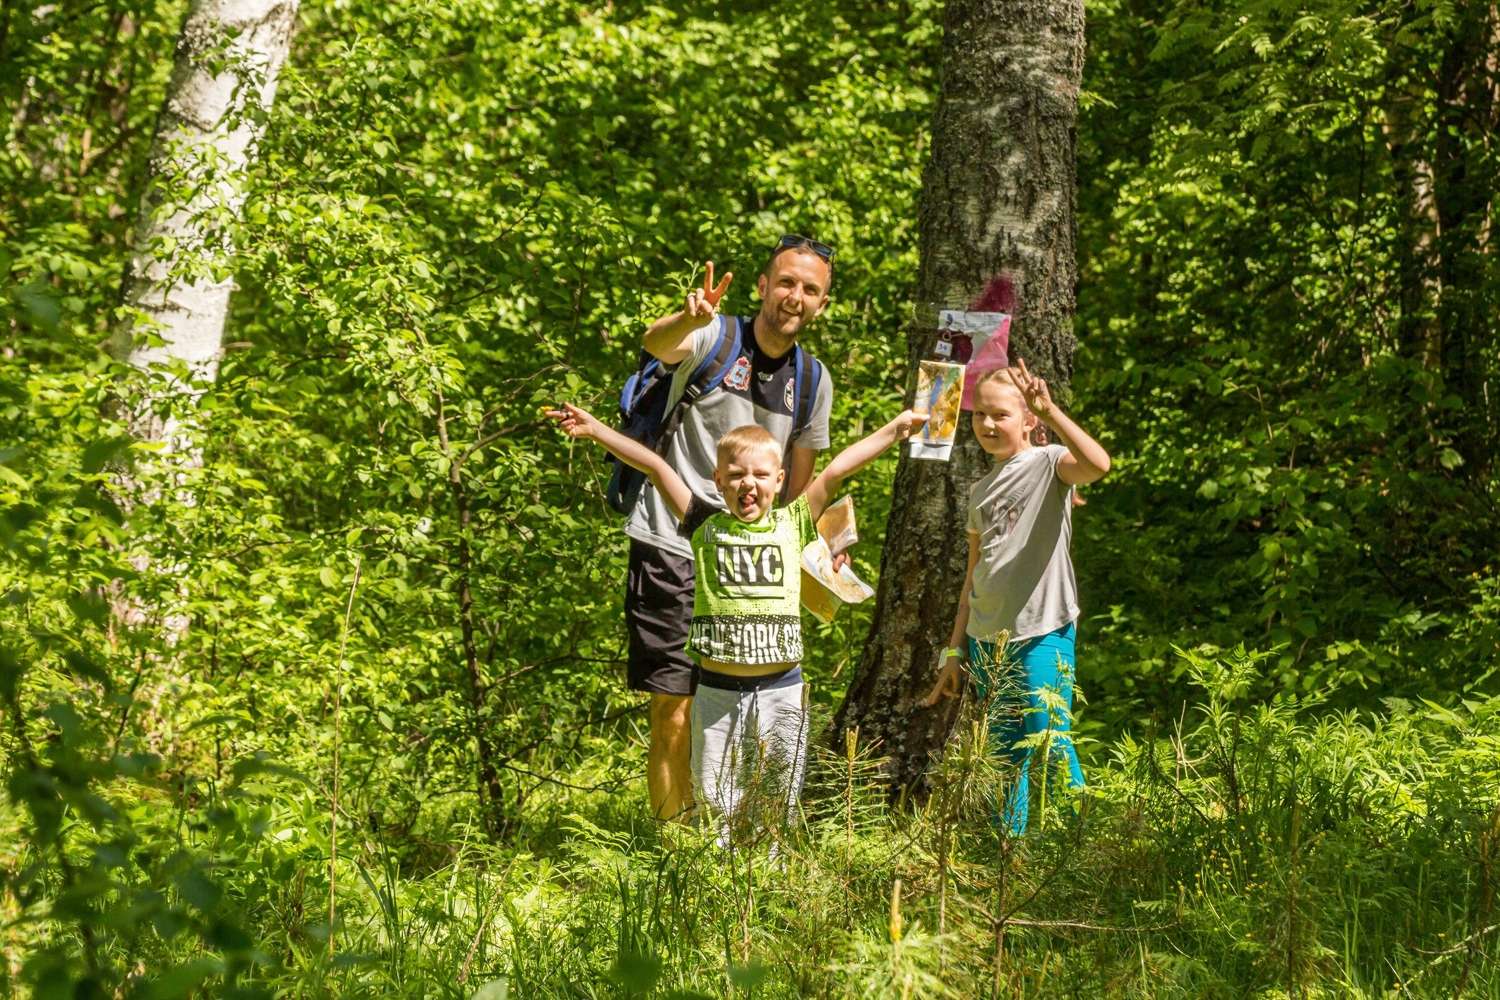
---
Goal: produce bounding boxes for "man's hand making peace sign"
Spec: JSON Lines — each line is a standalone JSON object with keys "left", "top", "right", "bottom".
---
{"left": 683, "top": 260, "right": 733, "bottom": 325}
{"left": 645, "top": 261, "right": 734, "bottom": 365}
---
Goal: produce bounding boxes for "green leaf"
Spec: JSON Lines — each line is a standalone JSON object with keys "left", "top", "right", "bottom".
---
{"left": 1, "top": 500, "right": 42, "bottom": 539}
{"left": 174, "top": 869, "right": 222, "bottom": 912}
{"left": 0, "top": 646, "right": 22, "bottom": 701}
{"left": 142, "top": 957, "right": 223, "bottom": 999}
{"left": 63, "top": 650, "right": 112, "bottom": 691}
{"left": 16, "top": 286, "right": 61, "bottom": 331}
{"left": 67, "top": 591, "right": 109, "bottom": 627}
{"left": 229, "top": 754, "right": 310, "bottom": 787}
{"left": 727, "top": 959, "right": 768, "bottom": 989}
{"left": 610, "top": 953, "right": 662, "bottom": 991}
{"left": 471, "top": 980, "right": 509, "bottom": 1000}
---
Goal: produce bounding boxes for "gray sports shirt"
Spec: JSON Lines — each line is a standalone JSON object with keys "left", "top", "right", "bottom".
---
{"left": 625, "top": 315, "right": 834, "bottom": 559}
{"left": 966, "top": 444, "right": 1079, "bottom": 642}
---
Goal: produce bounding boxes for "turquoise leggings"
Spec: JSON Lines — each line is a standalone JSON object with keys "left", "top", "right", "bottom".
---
{"left": 968, "top": 621, "right": 1083, "bottom": 835}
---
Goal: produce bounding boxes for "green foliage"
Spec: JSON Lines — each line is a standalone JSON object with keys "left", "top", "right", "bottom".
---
{"left": 1, "top": 0, "right": 185, "bottom": 348}
{"left": 0, "top": 368, "right": 295, "bottom": 995}
{"left": 63, "top": 657, "right": 1485, "bottom": 998}
{"left": 1076, "top": 0, "right": 1500, "bottom": 720}
{"left": 3, "top": 0, "right": 941, "bottom": 990}
{"left": 3, "top": 0, "right": 1498, "bottom": 994}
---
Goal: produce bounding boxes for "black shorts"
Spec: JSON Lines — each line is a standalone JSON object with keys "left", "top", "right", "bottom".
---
{"left": 625, "top": 540, "right": 697, "bottom": 696}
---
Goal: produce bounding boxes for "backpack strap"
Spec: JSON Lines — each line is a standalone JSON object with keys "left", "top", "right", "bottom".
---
{"left": 776, "top": 344, "right": 822, "bottom": 503}
{"left": 619, "top": 349, "right": 660, "bottom": 415}
{"left": 690, "top": 315, "right": 744, "bottom": 399}
{"left": 790, "top": 345, "right": 823, "bottom": 438}
{"left": 655, "top": 316, "right": 743, "bottom": 451}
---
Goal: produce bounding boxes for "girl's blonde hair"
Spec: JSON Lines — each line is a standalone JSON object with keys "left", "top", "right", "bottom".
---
{"left": 973, "top": 366, "right": 1024, "bottom": 399}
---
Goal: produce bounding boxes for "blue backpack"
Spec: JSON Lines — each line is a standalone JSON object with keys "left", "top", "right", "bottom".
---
{"left": 606, "top": 316, "right": 824, "bottom": 515}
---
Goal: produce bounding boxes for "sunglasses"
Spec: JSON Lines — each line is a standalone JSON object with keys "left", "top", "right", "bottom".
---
{"left": 773, "top": 234, "right": 836, "bottom": 262}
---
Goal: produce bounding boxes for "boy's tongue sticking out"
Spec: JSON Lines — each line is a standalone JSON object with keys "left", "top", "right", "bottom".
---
{"left": 737, "top": 487, "right": 761, "bottom": 518}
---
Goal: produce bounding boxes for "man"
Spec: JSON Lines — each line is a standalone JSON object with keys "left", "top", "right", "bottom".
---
{"left": 626, "top": 234, "right": 836, "bottom": 821}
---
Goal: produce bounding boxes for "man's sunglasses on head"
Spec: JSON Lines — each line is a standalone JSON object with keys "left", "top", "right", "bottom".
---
{"left": 774, "top": 234, "right": 836, "bottom": 262}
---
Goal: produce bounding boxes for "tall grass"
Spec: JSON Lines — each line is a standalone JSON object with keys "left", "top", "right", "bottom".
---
{"left": 6, "top": 644, "right": 1499, "bottom": 996}
{"left": 196, "top": 647, "right": 1494, "bottom": 997}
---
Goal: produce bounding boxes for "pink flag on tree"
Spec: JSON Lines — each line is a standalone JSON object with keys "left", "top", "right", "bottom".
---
{"left": 935, "top": 311, "right": 1011, "bottom": 410}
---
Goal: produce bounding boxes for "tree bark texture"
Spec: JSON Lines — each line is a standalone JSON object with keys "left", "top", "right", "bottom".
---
{"left": 1383, "top": 67, "right": 1442, "bottom": 369}
{"left": 112, "top": 0, "right": 299, "bottom": 440}
{"left": 104, "top": 0, "right": 297, "bottom": 636}
{"left": 1431, "top": 3, "right": 1499, "bottom": 479}
{"left": 833, "top": 0, "right": 1084, "bottom": 792}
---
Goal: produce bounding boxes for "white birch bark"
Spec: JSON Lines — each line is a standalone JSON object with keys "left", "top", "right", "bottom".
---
{"left": 111, "top": 0, "right": 299, "bottom": 443}
{"left": 106, "top": 0, "right": 297, "bottom": 642}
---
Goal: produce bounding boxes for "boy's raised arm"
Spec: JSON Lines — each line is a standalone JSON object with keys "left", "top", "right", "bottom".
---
{"left": 545, "top": 403, "right": 693, "bottom": 521}
{"left": 802, "top": 409, "right": 928, "bottom": 520}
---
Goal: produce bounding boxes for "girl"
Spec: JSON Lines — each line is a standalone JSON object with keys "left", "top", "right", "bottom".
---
{"left": 922, "top": 361, "right": 1111, "bottom": 834}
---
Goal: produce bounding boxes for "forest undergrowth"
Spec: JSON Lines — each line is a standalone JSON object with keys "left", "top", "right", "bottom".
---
{"left": 5, "top": 641, "right": 1500, "bottom": 998}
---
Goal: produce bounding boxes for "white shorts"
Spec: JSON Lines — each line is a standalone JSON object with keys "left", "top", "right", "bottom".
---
{"left": 690, "top": 666, "right": 807, "bottom": 845}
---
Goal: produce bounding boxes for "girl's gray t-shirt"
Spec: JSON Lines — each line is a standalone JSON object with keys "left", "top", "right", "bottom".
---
{"left": 625, "top": 315, "right": 834, "bottom": 559}
{"left": 966, "top": 444, "right": 1078, "bottom": 642}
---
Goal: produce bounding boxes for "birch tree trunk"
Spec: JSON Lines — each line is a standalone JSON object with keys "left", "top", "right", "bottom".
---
{"left": 111, "top": 0, "right": 299, "bottom": 445}
{"left": 106, "top": 0, "right": 297, "bottom": 642}
{"left": 833, "top": 0, "right": 1085, "bottom": 792}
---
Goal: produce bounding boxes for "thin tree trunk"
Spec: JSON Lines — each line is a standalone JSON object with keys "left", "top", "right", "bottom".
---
{"left": 433, "top": 388, "right": 511, "bottom": 840}
{"left": 105, "top": 0, "right": 297, "bottom": 638}
{"left": 833, "top": 0, "right": 1085, "bottom": 792}
{"left": 1431, "top": 3, "right": 1499, "bottom": 479}
{"left": 111, "top": 0, "right": 299, "bottom": 444}
{"left": 1383, "top": 69, "right": 1442, "bottom": 368}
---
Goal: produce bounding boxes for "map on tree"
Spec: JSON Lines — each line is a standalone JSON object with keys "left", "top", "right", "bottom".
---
{"left": 937, "top": 310, "right": 1011, "bottom": 411}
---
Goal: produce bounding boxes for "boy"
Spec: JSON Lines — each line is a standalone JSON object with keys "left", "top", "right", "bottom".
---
{"left": 549, "top": 402, "right": 926, "bottom": 839}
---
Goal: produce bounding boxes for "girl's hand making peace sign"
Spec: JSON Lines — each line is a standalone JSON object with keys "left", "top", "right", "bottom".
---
{"left": 1007, "top": 358, "right": 1055, "bottom": 422}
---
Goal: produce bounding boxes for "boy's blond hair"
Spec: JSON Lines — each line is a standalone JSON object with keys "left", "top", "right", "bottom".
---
{"left": 716, "top": 424, "right": 783, "bottom": 469}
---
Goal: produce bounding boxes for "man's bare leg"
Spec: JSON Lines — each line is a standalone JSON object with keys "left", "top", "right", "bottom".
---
{"left": 648, "top": 692, "right": 693, "bottom": 822}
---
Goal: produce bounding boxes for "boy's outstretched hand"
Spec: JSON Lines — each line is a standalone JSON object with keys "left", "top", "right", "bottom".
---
{"left": 891, "top": 408, "right": 929, "bottom": 440}
{"left": 544, "top": 403, "right": 603, "bottom": 441}
{"left": 1007, "top": 358, "right": 1055, "bottom": 421}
